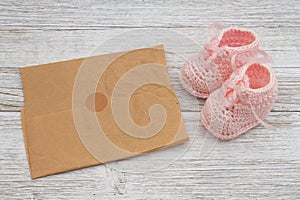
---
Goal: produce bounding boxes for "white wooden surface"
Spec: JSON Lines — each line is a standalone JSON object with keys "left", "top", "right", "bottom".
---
{"left": 0, "top": 0, "right": 299, "bottom": 199}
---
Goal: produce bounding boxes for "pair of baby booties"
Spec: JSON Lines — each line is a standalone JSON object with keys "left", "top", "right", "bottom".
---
{"left": 179, "top": 23, "right": 278, "bottom": 140}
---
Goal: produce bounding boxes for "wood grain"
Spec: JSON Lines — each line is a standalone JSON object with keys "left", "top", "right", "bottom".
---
{"left": 0, "top": 0, "right": 299, "bottom": 199}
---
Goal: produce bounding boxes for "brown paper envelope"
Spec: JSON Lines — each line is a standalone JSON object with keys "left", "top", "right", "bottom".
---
{"left": 20, "top": 45, "right": 189, "bottom": 179}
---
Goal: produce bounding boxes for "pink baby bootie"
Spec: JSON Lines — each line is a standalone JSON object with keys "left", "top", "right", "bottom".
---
{"left": 200, "top": 63, "right": 278, "bottom": 140}
{"left": 180, "top": 23, "right": 264, "bottom": 98}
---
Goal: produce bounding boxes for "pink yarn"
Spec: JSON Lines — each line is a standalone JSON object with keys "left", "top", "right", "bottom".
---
{"left": 200, "top": 63, "right": 278, "bottom": 140}
{"left": 179, "top": 23, "right": 261, "bottom": 98}
{"left": 179, "top": 23, "right": 278, "bottom": 139}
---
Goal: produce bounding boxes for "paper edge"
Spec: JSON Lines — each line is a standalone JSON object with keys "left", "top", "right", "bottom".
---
{"left": 19, "top": 44, "right": 192, "bottom": 179}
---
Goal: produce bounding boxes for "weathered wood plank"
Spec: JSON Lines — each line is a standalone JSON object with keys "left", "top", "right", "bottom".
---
{"left": 0, "top": 66, "right": 299, "bottom": 112}
{"left": 0, "top": 0, "right": 299, "bottom": 29}
{"left": 0, "top": 27, "right": 299, "bottom": 68}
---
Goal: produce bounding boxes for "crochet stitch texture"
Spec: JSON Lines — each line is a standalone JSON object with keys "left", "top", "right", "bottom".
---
{"left": 200, "top": 63, "right": 278, "bottom": 140}
{"left": 179, "top": 24, "right": 259, "bottom": 98}
{"left": 179, "top": 23, "right": 278, "bottom": 139}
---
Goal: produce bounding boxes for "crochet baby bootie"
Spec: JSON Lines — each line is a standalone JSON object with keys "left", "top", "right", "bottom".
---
{"left": 180, "top": 23, "right": 261, "bottom": 98}
{"left": 200, "top": 63, "right": 278, "bottom": 140}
